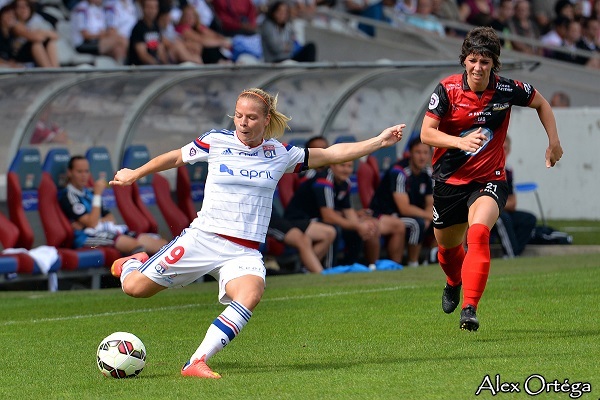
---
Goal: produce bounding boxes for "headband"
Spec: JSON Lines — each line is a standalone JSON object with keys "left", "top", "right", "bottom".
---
{"left": 241, "top": 91, "right": 269, "bottom": 108}
{"left": 470, "top": 45, "right": 499, "bottom": 57}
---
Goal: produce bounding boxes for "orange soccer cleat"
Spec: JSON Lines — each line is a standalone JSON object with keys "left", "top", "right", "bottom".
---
{"left": 181, "top": 356, "right": 221, "bottom": 379}
{"left": 110, "top": 252, "right": 149, "bottom": 278}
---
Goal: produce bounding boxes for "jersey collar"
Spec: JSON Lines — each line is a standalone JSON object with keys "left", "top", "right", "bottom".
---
{"left": 461, "top": 71, "right": 497, "bottom": 92}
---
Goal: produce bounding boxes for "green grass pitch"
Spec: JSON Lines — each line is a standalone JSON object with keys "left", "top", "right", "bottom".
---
{"left": 0, "top": 253, "right": 598, "bottom": 400}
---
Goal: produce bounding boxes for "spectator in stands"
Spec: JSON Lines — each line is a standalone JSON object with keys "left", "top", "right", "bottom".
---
{"left": 370, "top": 137, "right": 434, "bottom": 266}
{"left": 174, "top": 3, "right": 233, "bottom": 64}
{"left": 530, "top": 0, "right": 555, "bottom": 35}
{"left": 344, "top": 0, "right": 388, "bottom": 37}
{"left": 0, "top": 4, "right": 25, "bottom": 68}
{"left": 260, "top": 0, "right": 316, "bottom": 63}
{"left": 59, "top": 156, "right": 168, "bottom": 256}
{"left": 285, "top": 160, "right": 406, "bottom": 267}
{"left": 551, "top": 18, "right": 598, "bottom": 66}
{"left": 540, "top": 15, "right": 570, "bottom": 52}
{"left": 10, "top": 0, "right": 59, "bottom": 67}
{"left": 421, "top": 26, "right": 562, "bottom": 331}
{"left": 291, "top": 0, "right": 318, "bottom": 20}
{"left": 432, "top": 0, "right": 465, "bottom": 37}
{"left": 127, "top": 0, "right": 169, "bottom": 65}
{"left": 491, "top": 136, "right": 537, "bottom": 258}
{"left": 594, "top": 0, "right": 600, "bottom": 26}
{"left": 490, "top": 0, "right": 514, "bottom": 49}
{"left": 403, "top": 0, "right": 445, "bottom": 37}
{"left": 554, "top": 0, "right": 575, "bottom": 21}
{"left": 156, "top": 5, "right": 204, "bottom": 64}
{"left": 104, "top": 0, "right": 139, "bottom": 44}
{"left": 27, "top": 0, "right": 62, "bottom": 28}
{"left": 306, "top": 135, "right": 328, "bottom": 149}
{"left": 107, "top": 87, "right": 405, "bottom": 379}
{"left": 267, "top": 208, "right": 337, "bottom": 273}
{"left": 508, "top": 0, "right": 543, "bottom": 56}
{"left": 71, "top": 0, "right": 128, "bottom": 64}
{"left": 298, "top": 135, "right": 329, "bottom": 183}
{"left": 432, "top": 0, "right": 462, "bottom": 22}
{"left": 186, "top": 0, "right": 220, "bottom": 33}
{"left": 577, "top": 16, "right": 600, "bottom": 52}
{"left": 458, "top": 0, "right": 493, "bottom": 26}
{"left": 212, "top": 0, "right": 258, "bottom": 37}
{"left": 550, "top": 90, "right": 571, "bottom": 107}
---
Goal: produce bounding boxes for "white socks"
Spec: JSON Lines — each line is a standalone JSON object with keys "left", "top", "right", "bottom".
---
{"left": 191, "top": 301, "right": 252, "bottom": 362}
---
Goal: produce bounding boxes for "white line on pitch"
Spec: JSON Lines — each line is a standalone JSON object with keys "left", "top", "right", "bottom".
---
{"left": 1, "top": 285, "right": 418, "bottom": 326}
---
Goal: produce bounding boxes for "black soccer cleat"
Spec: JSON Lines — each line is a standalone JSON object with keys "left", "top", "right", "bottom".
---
{"left": 442, "top": 283, "right": 461, "bottom": 314}
{"left": 459, "top": 305, "right": 479, "bottom": 331}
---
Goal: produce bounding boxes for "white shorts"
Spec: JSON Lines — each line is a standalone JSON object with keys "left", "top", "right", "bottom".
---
{"left": 139, "top": 227, "right": 266, "bottom": 305}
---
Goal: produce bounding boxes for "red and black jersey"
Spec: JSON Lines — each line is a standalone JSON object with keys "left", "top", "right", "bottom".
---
{"left": 425, "top": 72, "right": 536, "bottom": 185}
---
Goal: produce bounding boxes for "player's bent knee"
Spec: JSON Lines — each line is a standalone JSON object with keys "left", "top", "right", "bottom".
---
{"left": 122, "top": 275, "right": 164, "bottom": 298}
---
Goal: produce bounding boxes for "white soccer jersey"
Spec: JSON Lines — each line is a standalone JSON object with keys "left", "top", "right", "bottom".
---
{"left": 71, "top": 0, "right": 108, "bottom": 47}
{"left": 104, "top": 0, "right": 139, "bottom": 39}
{"left": 181, "top": 129, "right": 306, "bottom": 243}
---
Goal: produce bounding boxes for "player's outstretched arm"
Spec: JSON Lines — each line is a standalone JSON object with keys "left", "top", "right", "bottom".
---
{"left": 308, "top": 124, "right": 405, "bottom": 169}
{"left": 110, "top": 149, "right": 184, "bottom": 186}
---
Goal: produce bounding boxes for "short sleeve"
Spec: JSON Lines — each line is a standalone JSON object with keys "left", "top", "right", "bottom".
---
{"left": 425, "top": 82, "right": 450, "bottom": 120}
{"left": 181, "top": 131, "right": 214, "bottom": 164}
{"left": 510, "top": 79, "right": 536, "bottom": 107}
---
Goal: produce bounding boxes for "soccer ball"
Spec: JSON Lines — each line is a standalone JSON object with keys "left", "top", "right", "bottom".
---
{"left": 97, "top": 332, "right": 146, "bottom": 378}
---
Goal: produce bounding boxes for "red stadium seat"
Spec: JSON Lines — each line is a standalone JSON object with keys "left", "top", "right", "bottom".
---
{"left": 176, "top": 165, "right": 196, "bottom": 223}
{"left": 152, "top": 172, "right": 190, "bottom": 236}
{"left": 276, "top": 173, "right": 300, "bottom": 210}
{"left": 38, "top": 172, "right": 121, "bottom": 268}
{"left": 356, "top": 156, "right": 381, "bottom": 209}
{"left": 176, "top": 163, "right": 207, "bottom": 224}
{"left": 8, "top": 148, "right": 110, "bottom": 275}
{"left": 0, "top": 210, "right": 37, "bottom": 275}
{"left": 113, "top": 183, "right": 157, "bottom": 234}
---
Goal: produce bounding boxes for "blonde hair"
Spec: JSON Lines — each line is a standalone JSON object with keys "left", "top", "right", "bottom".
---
{"left": 236, "top": 88, "right": 291, "bottom": 140}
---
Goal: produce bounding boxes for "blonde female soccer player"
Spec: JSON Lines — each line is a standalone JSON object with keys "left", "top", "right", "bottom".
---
{"left": 109, "top": 87, "right": 406, "bottom": 378}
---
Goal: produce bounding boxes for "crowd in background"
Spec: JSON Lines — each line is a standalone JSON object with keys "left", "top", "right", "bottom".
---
{"left": 1, "top": 0, "right": 599, "bottom": 68}
{"left": 377, "top": 0, "right": 600, "bottom": 68}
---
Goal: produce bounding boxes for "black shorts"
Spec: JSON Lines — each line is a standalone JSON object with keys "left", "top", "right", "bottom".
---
{"left": 267, "top": 218, "right": 311, "bottom": 241}
{"left": 15, "top": 39, "right": 51, "bottom": 63}
{"left": 432, "top": 180, "right": 509, "bottom": 229}
{"left": 76, "top": 39, "right": 100, "bottom": 55}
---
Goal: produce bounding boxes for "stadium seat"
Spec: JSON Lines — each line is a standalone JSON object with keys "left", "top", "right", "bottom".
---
{"left": 152, "top": 172, "right": 190, "bottom": 236}
{"left": 85, "top": 146, "right": 118, "bottom": 210}
{"left": 118, "top": 145, "right": 160, "bottom": 234}
{"left": 333, "top": 134, "right": 357, "bottom": 144}
{"left": 176, "top": 162, "right": 208, "bottom": 223}
{"left": 356, "top": 156, "right": 381, "bottom": 209}
{"left": 276, "top": 173, "right": 300, "bottom": 210}
{"left": 0, "top": 211, "right": 42, "bottom": 275}
{"left": 176, "top": 165, "right": 196, "bottom": 223}
{"left": 7, "top": 148, "right": 108, "bottom": 276}
{"left": 85, "top": 146, "right": 153, "bottom": 234}
{"left": 41, "top": 148, "right": 122, "bottom": 267}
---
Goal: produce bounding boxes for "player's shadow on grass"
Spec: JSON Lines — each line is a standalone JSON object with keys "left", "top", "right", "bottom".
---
{"left": 215, "top": 353, "right": 503, "bottom": 375}
{"left": 473, "top": 328, "right": 600, "bottom": 343}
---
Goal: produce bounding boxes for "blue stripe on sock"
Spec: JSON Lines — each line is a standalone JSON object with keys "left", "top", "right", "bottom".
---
{"left": 230, "top": 301, "right": 251, "bottom": 321}
{"left": 213, "top": 318, "right": 236, "bottom": 341}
